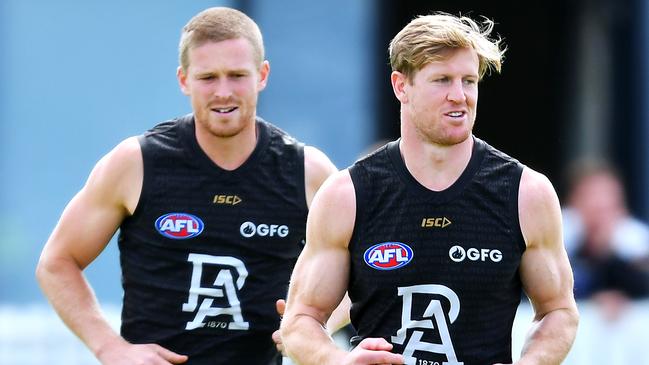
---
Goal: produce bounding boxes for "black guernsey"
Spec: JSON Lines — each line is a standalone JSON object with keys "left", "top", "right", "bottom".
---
{"left": 118, "top": 114, "right": 307, "bottom": 365}
{"left": 348, "top": 137, "right": 526, "bottom": 365}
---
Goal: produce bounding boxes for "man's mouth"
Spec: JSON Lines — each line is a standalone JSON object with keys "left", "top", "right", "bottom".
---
{"left": 446, "top": 111, "right": 465, "bottom": 118}
{"left": 212, "top": 107, "right": 238, "bottom": 114}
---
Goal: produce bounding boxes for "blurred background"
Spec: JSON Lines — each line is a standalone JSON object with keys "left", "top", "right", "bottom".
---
{"left": 2, "top": 0, "right": 649, "bottom": 364}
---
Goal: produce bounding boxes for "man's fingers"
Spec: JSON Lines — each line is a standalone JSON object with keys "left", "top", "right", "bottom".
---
{"left": 357, "top": 351, "right": 405, "bottom": 365}
{"left": 276, "top": 298, "right": 286, "bottom": 316}
{"left": 273, "top": 300, "right": 286, "bottom": 355}
{"left": 353, "top": 338, "right": 404, "bottom": 364}
{"left": 357, "top": 337, "right": 394, "bottom": 351}
{"left": 355, "top": 350, "right": 404, "bottom": 365}
{"left": 151, "top": 344, "right": 188, "bottom": 364}
{"left": 272, "top": 329, "right": 283, "bottom": 345}
{"left": 272, "top": 329, "right": 285, "bottom": 354}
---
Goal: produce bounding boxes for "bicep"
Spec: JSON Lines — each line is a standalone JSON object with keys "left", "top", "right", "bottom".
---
{"left": 519, "top": 168, "right": 576, "bottom": 316}
{"left": 41, "top": 139, "right": 142, "bottom": 269}
{"left": 287, "top": 171, "right": 355, "bottom": 324}
{"left": 288, "top": 240, "right": 350, "bottom": 325}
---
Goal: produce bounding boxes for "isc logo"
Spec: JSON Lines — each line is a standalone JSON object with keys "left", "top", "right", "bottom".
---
{"left": 213, "top": 195, "right": 242, "bottom": 205}
{"left": 155, "top": 213, "right": 204, "bottom": 239}
{"left": 363, "top": 242, "right": 414, "bottom": 270}
{"left": 421, "top": 217, "right": 451, "bottom": 228}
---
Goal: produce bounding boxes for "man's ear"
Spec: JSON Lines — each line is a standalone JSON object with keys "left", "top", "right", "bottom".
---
{"left": 391, "top": 71, "right": 408, "bottom": 103}
{"left": 177, "top": 66, "right": 190, "bottom": 96}
{"left": 257, "top": 60, "right": 270, "bottom": 92}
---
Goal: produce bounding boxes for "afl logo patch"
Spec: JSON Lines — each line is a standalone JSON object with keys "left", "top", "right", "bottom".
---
{"left": 363, "top": 242, "right": 413, "bottom": 270}
{"left": 155, "top": 213, "right": 204, "bottom": 239}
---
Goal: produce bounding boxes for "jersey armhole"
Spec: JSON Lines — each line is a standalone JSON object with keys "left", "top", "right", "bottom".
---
{"left": 129, "top": 134, "right": 150, "bottom": 219}
{"left": 296, "top": 142, "right": 308, "bottom": 213}
{"left": 347, "top": 165, "right": 366, "bottom": 251}
{"left": 510, "top": 163, "right": 526, "bottom": 253}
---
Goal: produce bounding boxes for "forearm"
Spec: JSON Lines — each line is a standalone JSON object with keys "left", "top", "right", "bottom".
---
{"left": 36, "top": 256, "right": 124, "bottom": 358}
{"left": 282, "top": 313, "right": 347, "bottom": 365}
{"left": 518, "top": 307, "right": 579, "bottom": 365}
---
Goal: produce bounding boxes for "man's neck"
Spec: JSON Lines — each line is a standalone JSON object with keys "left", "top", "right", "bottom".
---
{"left": 195, "top": 120, "right": 258, "bottom": 171}
{"left": 399, "top": 133, "right": 474, "bottom": 192}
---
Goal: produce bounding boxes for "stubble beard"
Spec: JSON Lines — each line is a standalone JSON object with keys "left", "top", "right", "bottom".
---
{"left": 415, "top": 118, "right": 472, "bottom": 147}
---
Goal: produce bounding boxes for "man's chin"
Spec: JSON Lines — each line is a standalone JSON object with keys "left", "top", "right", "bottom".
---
{"left": 431, "top": 131, "right": 471, "bottom": 146}
{"left": 210, "top": 127, "right": 244, "bottom": 138}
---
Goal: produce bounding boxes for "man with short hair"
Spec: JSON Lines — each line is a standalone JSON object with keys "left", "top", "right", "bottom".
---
{"left": 36, "top": 7, "right": 336, "bottom": 365}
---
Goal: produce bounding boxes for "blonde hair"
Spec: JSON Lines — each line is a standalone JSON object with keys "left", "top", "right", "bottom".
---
{"left": 389, "top": 12, "right": 505, "bottom": 82}
{"left": 178, "top": 7, "right": 264, "bottom": 72}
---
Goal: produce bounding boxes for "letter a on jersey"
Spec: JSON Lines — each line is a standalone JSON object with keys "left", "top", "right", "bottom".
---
{"left": 392, "top": 284, "right": 463, "bottom": 365}
{"left": 182, "top": 254, "right": 249, "bottom": 330}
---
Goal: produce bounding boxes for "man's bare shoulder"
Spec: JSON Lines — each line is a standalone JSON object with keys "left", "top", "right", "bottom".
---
{"left": 303, "top": 145, "right": 337, "bottom": 207}
{"left": 85, "top": 137, "right": 143, "bottom": 214}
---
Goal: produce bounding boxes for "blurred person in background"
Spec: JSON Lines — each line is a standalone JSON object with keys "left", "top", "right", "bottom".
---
{"left": 35, "top": 7, "right": 336, "bottom": 365}
{"left": 562, "top": 159, "right": 649, "bottom": 320}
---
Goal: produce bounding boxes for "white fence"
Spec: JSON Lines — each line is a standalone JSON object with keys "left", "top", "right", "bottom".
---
{"left": 2, "top": 301, "right": 648, "bottom": 364}
{"left": 513, "top": 300, "right": 649, "bottom": 365}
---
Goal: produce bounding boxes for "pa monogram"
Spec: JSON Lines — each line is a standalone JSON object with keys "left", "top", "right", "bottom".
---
{"left": 392, "top": 284, "right": 464, "bottom": 365}
{"left": 182, "top": 254, "right": 249, "bottom": 330}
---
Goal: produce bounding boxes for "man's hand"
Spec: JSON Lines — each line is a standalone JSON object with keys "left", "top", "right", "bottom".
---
{"left": 97, "top": 340, "right": 188, "bottom": 365}
{"left": 343, "top": 338, "right": 404, "bottom": 365}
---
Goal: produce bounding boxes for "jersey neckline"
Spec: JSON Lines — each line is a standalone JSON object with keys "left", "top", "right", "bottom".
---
{"left": 387, "top": 136, "right": 487, "bottom": 202}
{"left": 179, "top": 114, "right": 271, "bottom": 176}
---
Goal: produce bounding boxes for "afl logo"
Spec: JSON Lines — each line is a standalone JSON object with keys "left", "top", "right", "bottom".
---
{"left": 155, "top": 213, "right": 204, "bottom": 239}
{"left": 363, "top": 242, "right": 414, "bottom": 270}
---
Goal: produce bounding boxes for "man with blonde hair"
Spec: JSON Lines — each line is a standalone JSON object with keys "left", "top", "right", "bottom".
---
{"left": 281, "top": 13, "right": 578, "bottom": 365}
{"left": 36, "top": 7, "right": 336, "bottom": 365}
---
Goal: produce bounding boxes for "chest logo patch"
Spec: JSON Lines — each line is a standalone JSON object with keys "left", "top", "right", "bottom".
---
{"left": 363, "top": 242, "right": 413, "bottom": 270}
{"left": 155, "top": 213, "right": 204, "bottom": 239}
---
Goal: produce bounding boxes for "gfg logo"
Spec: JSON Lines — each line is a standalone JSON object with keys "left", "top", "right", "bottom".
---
{"left": 449, "top": 245, "right": 502, "bottom": 263}
{"left": 240, "top": 221, "right": 289, "bottom": 238}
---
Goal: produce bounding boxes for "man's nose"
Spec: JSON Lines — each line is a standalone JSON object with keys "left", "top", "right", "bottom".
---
{"left": 447, "top": 80, "right": 467, "bottom": 103}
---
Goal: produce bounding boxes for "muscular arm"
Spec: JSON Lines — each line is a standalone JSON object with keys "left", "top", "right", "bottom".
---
{"left": 281, "top": 171, "right": 403, "bottom": 365}
{"left": 304, "top": 145, "right": 352, "bottom": 333}
{"left": 514, "top": 168, "right": 579, "bottom": 365}
{"left": 35, "top": 138, "right": 187, "bottom": 364}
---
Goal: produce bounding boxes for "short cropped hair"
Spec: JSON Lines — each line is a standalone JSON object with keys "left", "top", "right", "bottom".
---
{"left": 389, "top": 12, "right": 506, "bottom": 82}
{"left": 179, "top": 7, "right": 265, "bottom": 72}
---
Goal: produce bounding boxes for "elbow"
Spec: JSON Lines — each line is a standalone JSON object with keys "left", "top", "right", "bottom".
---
{"left": 560, "top": 299, "right": 580, "bottom": 330}
{"left": 280, "top": 310, "right": 326, "bottom": 352}
{"left": 568, "top": 305, "right": 580, "bottom": 332}
{"left": 35, "top": 253, "right": 77, "bottom": 289}
{"left": 35, "top": 253, "right": 55, "bottom": 289}
{"left": 560, "top": 306, "right": 580, "bottom": 353}
{"left": 550, "top": 305, "right": 579, "bottom": 341}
